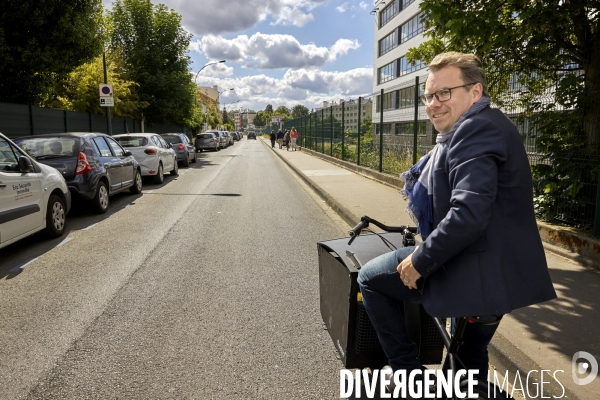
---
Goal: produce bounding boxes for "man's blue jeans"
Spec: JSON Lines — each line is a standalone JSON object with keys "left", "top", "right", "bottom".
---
{"left": 357, "top": 246, "right": 500, "bottom": 380}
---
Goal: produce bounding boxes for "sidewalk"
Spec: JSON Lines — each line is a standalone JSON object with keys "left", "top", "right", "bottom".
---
{"left": 263, "top": 138, "right": 600, "bottom": 400}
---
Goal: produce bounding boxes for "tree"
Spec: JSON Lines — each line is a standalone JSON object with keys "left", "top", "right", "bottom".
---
{"left": 0, "top": 0, "right": 104, "bottom": 104}
{"left": 253, "top": 111, "right": 268, "bottom": 127}
{"left": 110, "top": 0, "right": 194, "bottom": 126}
{"left": 408, "top": 0, "right": 600, "bottom": 225}
{"left": 221, "top": 107, "right": 231, "bottom": 125}
{"left": 265, "top": 104, "right": 274, "bottom": 114}
{"left": 206, "top": 103, "right": 220, "bottom": 130}
{"left": 408, "top": 0, "right": 600, "bottom": 151}
{"left": 291, "top": 104, "right": 310, "bottom": 118}
{"left": 274, "top": 106, "right": 291, "bottom": 117}
{"left": 44, "top": 49, "right": 144, "bottom": 118}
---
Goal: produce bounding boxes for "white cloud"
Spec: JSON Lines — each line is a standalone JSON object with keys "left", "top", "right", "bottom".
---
{"left": 195, "top": 33, "right": 360, "bottom": 70}
{"left": 101, "top": 0, "right": 330, "bottom": 36}
{"left": 359, "top": 2, "right": 369, "bottom": 9}
{"left": 336, "top": 2, "right": 349, "bottom": 13}
{"left": 193, "top": 67, "right": 373, "bottom": 111}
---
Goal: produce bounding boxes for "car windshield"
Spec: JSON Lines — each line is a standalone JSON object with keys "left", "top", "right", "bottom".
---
{"left": 114, "top": 136, "right": 148, "bottom": 147}
{"left": 16, "top": 137, "right": 77, "bottom": 159}
{"left": 162, "top": 135, "right": 182, "bottom": 144}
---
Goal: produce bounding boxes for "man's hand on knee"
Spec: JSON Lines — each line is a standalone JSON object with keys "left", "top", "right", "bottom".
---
{"left": 398, "top": 253, "right": 421, "bottom": 290}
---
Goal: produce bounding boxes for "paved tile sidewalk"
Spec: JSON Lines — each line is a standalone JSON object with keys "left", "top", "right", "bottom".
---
{"left": 263, "top": 138, "right": 600, "bottom": 400}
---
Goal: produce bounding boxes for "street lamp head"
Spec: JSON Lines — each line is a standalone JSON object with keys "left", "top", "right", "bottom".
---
{"left": 194, "top": 60, "right": 227, "bottom": 84}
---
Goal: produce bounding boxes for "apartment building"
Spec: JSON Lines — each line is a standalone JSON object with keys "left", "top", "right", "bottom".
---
{"left": 372, "top": 0, "right": 436, "bottom": 147}
{"left": 314, "top": 98, "right": 373, "bottom": 133}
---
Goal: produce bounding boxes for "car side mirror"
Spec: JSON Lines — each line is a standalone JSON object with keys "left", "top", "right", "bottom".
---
{"left": 18, "top": 156, "right": 34, "bottom": 173}
{"left": 124, "top": 151, "right": 133, "bottom": 157}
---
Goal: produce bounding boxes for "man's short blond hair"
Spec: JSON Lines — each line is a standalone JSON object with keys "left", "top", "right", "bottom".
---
{"left": 429, "top": 52, "right": 489, "bottom": 97}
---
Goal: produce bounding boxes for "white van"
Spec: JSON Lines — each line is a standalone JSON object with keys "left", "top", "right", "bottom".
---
{"left": 0, "top": 132, "right": 71, "bottom": 250}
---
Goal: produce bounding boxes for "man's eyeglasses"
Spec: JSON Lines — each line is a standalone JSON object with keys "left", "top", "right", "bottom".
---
{"left": 419, "top": 82, "right": 478, "bottom": 106}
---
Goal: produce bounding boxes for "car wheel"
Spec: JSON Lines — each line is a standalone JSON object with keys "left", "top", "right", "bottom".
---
{"left": 182, "top": 153, "right": 190, "bottom": 167}
{"left": 170, "top": 157, "right": 179, "bottom": 175}
{"left": 93, "top": 181, "right": 109, "bottom": 214}
{"left": 130, "top": 169, "right": 143, "bottom": 194}
{"left": 153, "top": 163, "right": 164, "bottom": 184}
{"left": 44, "top": 195, "right": 66, "bottom": 238}
{"left": 199, "top": 149, "right": 203, "bottom": 153}
{"left": 192, "top": 151, "right": 197, "bottom": 163}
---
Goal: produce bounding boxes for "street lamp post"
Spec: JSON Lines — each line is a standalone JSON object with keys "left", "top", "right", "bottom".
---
{"left": 194, "top": 60, "right": 226, "bottom": 85}
{"left": 194, "top": 60, "right": 225, "bottom": 133}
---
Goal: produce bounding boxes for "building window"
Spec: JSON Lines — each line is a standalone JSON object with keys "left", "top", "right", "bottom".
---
{"left": 399, "top": 56, "right": 425, "bottom": 76}
{"left": 378, "top": 61, "right": 396, "bottom": 84}
{"left": 395, "top": 121, "right": 426, "bottom": 136}
{"left": 379, "top": 29, "right": 398, "bottom": 56}
{"left": 375, "top": 124, "right": 393, "bottom": 135}
{"left": 400, "top": 12, "right": 424, "bottom": 43}
{"left": 375, "top": 92, "right": 394, "bottom": 112}
{"left": 397, "top": 85, "right": 418, "bottom": 108}
{"left": 379, "top": 1, "right": 398, "bottom": 28}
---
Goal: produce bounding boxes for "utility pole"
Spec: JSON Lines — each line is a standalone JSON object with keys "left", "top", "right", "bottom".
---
{"left": 103, "top": 52, "right": 113, "bottom": 136}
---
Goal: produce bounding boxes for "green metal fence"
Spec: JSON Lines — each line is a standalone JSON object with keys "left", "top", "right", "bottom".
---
{"left": 278, "top": 74, "right": 600, "bottom": 236}
{"left": 0, "top": 102, "right": 192, "bottom": 139}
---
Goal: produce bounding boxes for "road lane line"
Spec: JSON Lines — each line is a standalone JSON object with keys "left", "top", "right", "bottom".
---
{"left": 8, "top": 258, "right": 38, "bottom": 273}
{"left": 55, "top": 237, "right": 73, "bottom": 248}
{"left": 81, "top": 223, "right": 98, "bottom": 231}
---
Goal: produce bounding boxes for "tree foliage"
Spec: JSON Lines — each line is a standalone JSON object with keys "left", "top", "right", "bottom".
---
{"left": 291, "top": 104, "right": 310, "bottom": 118}
{"left": 110, "top": 0, "right": 194, "bottom": 125}
{"left": 0, "top": 0, "right": 104, "bottom": 104}
{"left": 44, "top": 49, "right": 144, "bottom": 118}
{"left": 408, "top": 0, "right": 600, "bottom": 226}
{"left": 274, "top": 106, "right": 291, "bottom": 118}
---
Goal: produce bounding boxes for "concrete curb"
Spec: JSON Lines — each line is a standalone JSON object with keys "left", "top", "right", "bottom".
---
{"left": 265, "top": 138, "right": 582, "bottom": 399}
{"left": 297, "top": 146, "right": 600, "bottom": 271}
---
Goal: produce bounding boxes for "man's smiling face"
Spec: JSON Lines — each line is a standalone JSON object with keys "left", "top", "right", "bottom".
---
{"left": 424, "top": 66, "right": 482, "bottom": 134}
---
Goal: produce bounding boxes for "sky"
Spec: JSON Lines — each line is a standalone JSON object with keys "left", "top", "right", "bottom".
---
{"left": 101, "top": 0, "right": 376, "bottom": 113}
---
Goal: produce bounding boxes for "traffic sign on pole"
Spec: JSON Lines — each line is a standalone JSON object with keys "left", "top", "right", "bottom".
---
{"left": 99, "top": 84, "right": 113, "bottom": 97}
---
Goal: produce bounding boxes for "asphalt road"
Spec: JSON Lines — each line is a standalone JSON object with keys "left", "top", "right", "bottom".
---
{"left": 0, "top": 138, "right": 350, "bottom": 399}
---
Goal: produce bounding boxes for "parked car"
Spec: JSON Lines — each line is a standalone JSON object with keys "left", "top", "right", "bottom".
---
{"left": 113, "top": 133, "right": 178, "bottom": 184}
{"left": 13, "top": 132, "right": 141, "bottom": 215}
{"left": 0, "top": 132, "right": 71, "bottom": 249}
{"left": 223, "top": 131, "right": 233, "bottom": 146}
{"left": 195, "top": 132, "right": 220, "bottom": 152}
{"left": 232, "top": 132, "right": 241, "bottom": 141}
{"left": 247, "top": 131, "right": 257, "bottom": 139}
{"left": 161, "top": 133, "right": 196, "bottom": 167}
{"left": 209, "top": 131, "right": 228, "bottom": 149}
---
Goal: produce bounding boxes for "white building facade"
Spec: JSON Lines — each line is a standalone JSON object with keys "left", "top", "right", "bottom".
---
{"left": 372, "top": 0, "right": 436, "bottom": 147}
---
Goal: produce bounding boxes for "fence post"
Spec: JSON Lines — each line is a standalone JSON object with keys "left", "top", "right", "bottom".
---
{"left": 321, "top": 109, "right": 324, "bottom": 153}
{"left": 64, "top": 110, "right": 69, "bottom": 132}
{"left": 357, "top": 97, "right": 362, "bottom": 166}
{"left": 379, "top": 88, "right": 384, "bottom": 172}
{"left": 413, "top": 76, "right": 420, "bottom": 164}
{"left": 89, "top": 112, "right": 93, "bottom": 132}
{"left": 29, "top": 104, "right": 35, "bottom": 135}
{"left": 595, "top": 170, "right": 600, "bottom": 237}
{"left": 330, "top": 106, "right": 333, "bottom": 157}
{"left": 341, "top": 101, "right": 345, "bottom": 161}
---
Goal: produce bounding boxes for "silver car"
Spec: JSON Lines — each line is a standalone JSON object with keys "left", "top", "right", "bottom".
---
{"left": 208, "top": 131, "right": 228, "bottom": 149}
{"left": 195, "top": 132, "right": 220, "bottom": 152}
{"left": 161, "top": 133, "right": 196, "bottom": 167}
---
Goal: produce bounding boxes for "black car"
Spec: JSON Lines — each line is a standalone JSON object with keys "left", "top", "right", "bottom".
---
{"left": 14, "top": 132, "right": 142, "bottom": 214}
{"left": 247, "top": 131, "right": 257, "bottom": 139}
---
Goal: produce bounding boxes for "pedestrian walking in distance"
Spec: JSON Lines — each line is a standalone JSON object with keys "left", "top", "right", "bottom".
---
{"left": 290, "top": 127, "right": 299, "bottom": 151}
{"left": 270, "top": 130, "right": 276, "bottom": 148}
{"left": 283, "top": 130, "right": 291, "bottom": 151}
{"left": 276, "top": 129, "right": 284, "bottom": 149}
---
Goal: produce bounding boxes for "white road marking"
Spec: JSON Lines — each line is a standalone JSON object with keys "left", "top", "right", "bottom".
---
{"left": 55, "top": 237, "right": 73, "bottom": 248}
{"left": 8, "top": 258, "right": 38, "bottom": 273}
{"left": 81, "top": 223, "right": 98, "bottom": 231}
